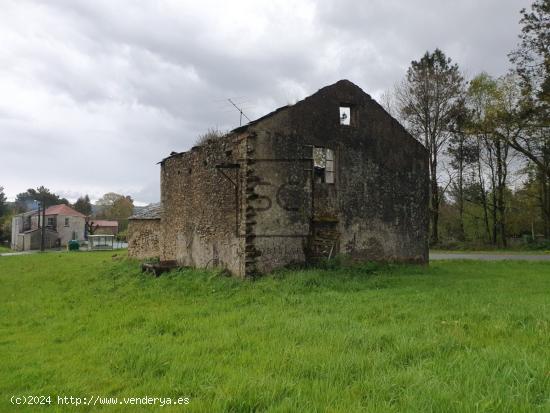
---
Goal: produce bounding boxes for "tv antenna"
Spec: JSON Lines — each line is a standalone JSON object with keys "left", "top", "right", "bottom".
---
{"left": 227, "top": 98, "right": 251, "bottom": 126}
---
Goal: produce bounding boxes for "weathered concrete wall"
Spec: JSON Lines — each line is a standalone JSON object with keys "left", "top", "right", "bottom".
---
{"left": 15, "top": 229, "right": 58, "bottom": 251}
{"left": 128, "top": 219, "right": 161, "bottom": 259}
{"left": 28, "top": 229, "right": 58, "bottom": 250}
{"left": 11, "top": 216, "right": 23, "bottom": 250}
{"left": 160, "top": 135, "right": 247, "bottom": 275}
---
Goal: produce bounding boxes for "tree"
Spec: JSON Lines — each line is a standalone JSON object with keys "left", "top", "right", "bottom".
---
{"left": 507, "top": 0, "right": 550, "bottom": 238}
{"left": 73, "top": 195, "right": 92, "bottom": 216}
{"left": 396, "top": 49, "right": 465, "bottom": 244}
{"left": 96, "top": 192, "right": 124, "bottom": 207}
{"left": 14, "top": 186, "right": 68, "bottom": 212}
{"left": 0, "top": 186, "right": 8, "bottom": 243}
{"left": 0, "top": 186, "right": 6, "bottom": 219}
{"left": 467, "top": 73, "right": 522, "bottom": 246}
{"left": 95, "top": 192, "right": 134, "bottom": 231}
{"left": 110, "top": 196, "right": 134, "bottom": 219}
{"left": 505, "top": 0, "right": 550, "bottom": 179}
{"left": 446, "top": 109, "right": 478, "bottom": 241}
{"left": 509, "top": 0, "right": 549, "bottom": 117}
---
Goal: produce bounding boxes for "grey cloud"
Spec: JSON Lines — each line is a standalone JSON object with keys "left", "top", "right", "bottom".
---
{"left": 0, "top": 0, "right": 532, "bottom": 204}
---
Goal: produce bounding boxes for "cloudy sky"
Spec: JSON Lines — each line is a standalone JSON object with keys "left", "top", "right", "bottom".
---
{"left": 1, "top": 0, "right": 531, "bottom": 204}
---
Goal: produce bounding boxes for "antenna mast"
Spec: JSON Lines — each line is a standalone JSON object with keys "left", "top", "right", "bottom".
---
{"left": 227, "top": 98, "right": 251, "bottom": 126}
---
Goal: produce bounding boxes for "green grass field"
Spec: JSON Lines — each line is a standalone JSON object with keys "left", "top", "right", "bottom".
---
{"left": 0, "top": 245, "right": 11, "bottom": 253}
{"left": 431, "top": 249, "right": 550, "bottom": 255}
{"left": 0, "top": 252, "right": 549, "bottom": 412}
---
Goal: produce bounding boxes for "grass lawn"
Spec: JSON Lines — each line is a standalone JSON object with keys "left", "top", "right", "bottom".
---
{"left": 431, "top": 249, "right": 550, "bottom": 255}
{"left": 0, "top": 252, "right": 549, "bottom": 412}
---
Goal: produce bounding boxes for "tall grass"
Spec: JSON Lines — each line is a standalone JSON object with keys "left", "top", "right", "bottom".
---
{"left": 0, "top": 252, "right": 549, "bottom": 412}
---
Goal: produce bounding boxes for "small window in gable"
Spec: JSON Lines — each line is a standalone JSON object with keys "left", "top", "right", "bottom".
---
{"left": 64, "top": 217, "right": 70, "bottom": 226}
{"left": 339, "top": 106, "right": 351, "bottom": 125}
{"left": 313, "top": 147, "right": 335, "bottom": 184}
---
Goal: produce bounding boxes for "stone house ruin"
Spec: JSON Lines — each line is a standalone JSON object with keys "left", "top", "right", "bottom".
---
{"left": 129, "top": 80, "right": 429, "bottom": 276}
{"left": 128, "top": 203, "right": 162, "bottom": 259}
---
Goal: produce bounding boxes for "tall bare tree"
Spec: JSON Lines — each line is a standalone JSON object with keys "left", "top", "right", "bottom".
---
{"left": 506, "top": 0, "right": 550, "bottom": 176}
{"left": 396, "top": 49, "right": 465, "bottom": 244}
{"left": 447, "top": 107, "right": 478, "bottom": 242}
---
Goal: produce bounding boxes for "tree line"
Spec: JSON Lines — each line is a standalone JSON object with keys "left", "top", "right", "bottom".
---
{"left": 383, "top": 0, "right": 549, "bottom": 248}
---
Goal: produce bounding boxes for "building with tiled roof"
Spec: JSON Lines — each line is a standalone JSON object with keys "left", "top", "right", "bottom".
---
{"left": 11, "top": 204, "right": 86, "bottom": 251}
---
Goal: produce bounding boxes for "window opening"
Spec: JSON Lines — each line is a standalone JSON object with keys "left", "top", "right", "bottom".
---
{"left": 339, "top": 106, "right": 351, "bottom": 125}
{"left": 313, "top": 147, "right": 335, "bottom": 184}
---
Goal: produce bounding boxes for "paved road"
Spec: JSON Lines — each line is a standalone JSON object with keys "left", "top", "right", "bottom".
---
{"left": 0, "top": 251, "right": 37, "bottom": 257}
{"left": 430, "top": 252, "right": 550, "bottom": 261}
{"left": 0, "top": 243, "right": 128, "bottom": 257}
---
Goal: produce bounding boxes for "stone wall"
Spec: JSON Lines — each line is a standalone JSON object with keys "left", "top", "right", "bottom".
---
{"left": 239, "top": 80, "right": 429, "bottom": 274}
{"left": 155, "top": 80, "right": 428, "bottom": 277}
{"left": 160, "top": 135, "right": 247, "bottom": 275}
{"left": 128, "top": 219, "right": 161, "bottom": 259}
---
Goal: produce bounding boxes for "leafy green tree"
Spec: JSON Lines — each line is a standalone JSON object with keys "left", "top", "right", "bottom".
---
{"left": 14, "top": 186, "right": 68, "bottom": 212}
{"left": 469, "top": 74, "right": 519, "bottom": 246}
{"left": 95, "top": 192, "right": 134, "bottom": 231}
{"left": 0, "top": 186, "right": 6, "bottom": 219}
{"left": 73, "top": 195, "right": 92, "bottom": 216}
{"left": 0, "top": 186, "right": 9, "bottom": 243}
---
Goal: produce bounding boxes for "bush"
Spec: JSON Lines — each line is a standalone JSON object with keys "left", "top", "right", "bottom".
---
{"left": 194, "top": 128, "right": 226, "bottom": 147}
{"left": 116, "top": 230, "right": 127, "bottom": 242}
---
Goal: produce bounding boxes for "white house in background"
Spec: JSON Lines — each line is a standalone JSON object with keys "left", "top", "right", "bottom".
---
{"left": 11, "top": 204, "right": 86, "bottom": 251}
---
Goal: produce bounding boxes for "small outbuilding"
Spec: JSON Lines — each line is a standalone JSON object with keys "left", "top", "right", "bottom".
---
{"left": 127, "top": 203, "right": 162, "bottom": 260}
{"left": 88, "top": 234, "right": 115, "bottom": 250}
{"left": 87, "top": 220, "right": 119, "bottom": 235}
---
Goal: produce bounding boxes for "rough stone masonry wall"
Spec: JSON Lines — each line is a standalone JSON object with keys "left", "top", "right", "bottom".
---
{"left": 160, "top": 135, "right": 247, "bottom": 275}
{"left": 242, "top": 80, "right": 429, "bottom": 273}
{"left": 241, "top": 124, "right": 313, "bottom": 275}
{"left": 128, "top": 219, "right": 161, "bottom": 259}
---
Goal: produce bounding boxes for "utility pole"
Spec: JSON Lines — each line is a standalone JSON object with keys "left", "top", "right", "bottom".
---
{"left": 40, "top": 197, "right": 46, "bottom": 252}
